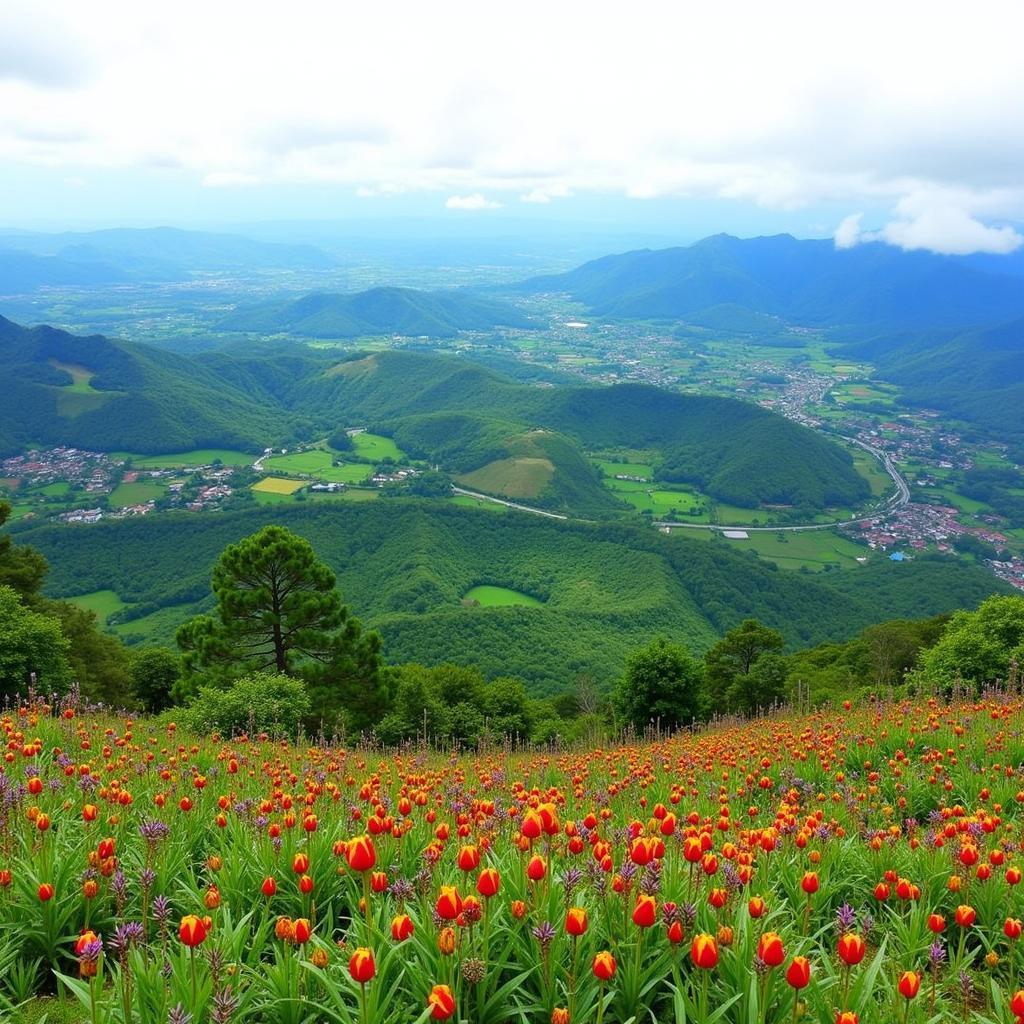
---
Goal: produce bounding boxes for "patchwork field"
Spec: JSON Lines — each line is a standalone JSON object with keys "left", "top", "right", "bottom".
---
{"left": 685, "top": 527, "right": 868, "bottom": 571}
{"left": 264, "top": 449, "right": 373, "bottom": 483}
{"left": 351, "top": 432, "right": 404, "bottom": 460}
{"left": 108, "top": 479, "right": 166, "bottom": 506}
{"left": 127, "top": 449, "right": 253, "bottom": 468}
{"left": 251, "top": 476, "right": 306, "bottom": 495}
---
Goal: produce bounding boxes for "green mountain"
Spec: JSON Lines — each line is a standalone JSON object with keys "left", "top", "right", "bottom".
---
{"left": 220, "top": 286, "right": 532, "bottom": 338}
{"left": 19, "top": 502, "right": 1007, "bottom": 694}
{"left": 0, "top": 316, "right": 297, "bottom": 455}
{"left": 843, "top": 317, "right": 1024, "bottom": 447}
{"left": 518, "top": 233, "right": 1024, "bottom": 331}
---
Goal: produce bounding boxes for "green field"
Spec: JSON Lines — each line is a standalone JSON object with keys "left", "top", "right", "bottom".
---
{"left": 55, "top": 390, "right": 112, "bottom": 418}
{"left": 67, "top": 589, "right": 127, "bottom": 621}
{"left": 49, "top": 359, "right": 100, "bottom": 393}
{"left": 264, "top": 450, "right": 372, "bottom": 484}
{"left": 457, "top": 457, "right": 555, "bottom": 499}
{"left": 929, "top": 488, "right": 990, "bottom": 515}
{"left": 252, "top": 477, "right": 306, "bottom": 495}
{"left": 595, "top": 460, "right": 655, "bottom": 480}
{"left": 38, "top": 481, "right": 71, "bottom": 497}
{"left": 463, "top": 585, "right": 544, "bottom": 608}
{"left": 127, "top": 449, "right": 253, "bottom": 468}
{"left": 448, "top": 495, "right": 507, "bottom": 513}
{"left": 351, "top": 432, "right": 404, "bottom": 461}
{"left": 308, "top": 488, "right": 380, "bottom": 503}
{"left": 686, "top": 528, "right": 867, "bottom": 571}
{"left": 850, "top": 449, "right": 894, "bottom": 499}
{"left": 109, "top": 480, "right": 166, "bottom": 506}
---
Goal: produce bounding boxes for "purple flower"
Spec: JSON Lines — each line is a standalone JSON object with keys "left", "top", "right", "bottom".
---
{"left": 836, "top": 903, "right": 857, "bottom": 932}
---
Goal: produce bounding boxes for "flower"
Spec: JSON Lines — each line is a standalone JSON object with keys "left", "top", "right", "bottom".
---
{"left": 551, "top": 1009, "right": 569, "bottom": 1024}
{"left": 435, "top": 886, "right": 463, "bottom": 921}
{"left": 349, "top": 947, "right": 375, "bottom": 984}
{"left": 292, "top": 852, "right": 309, "bottom": 875}
{"left": 38, "top": 883, "right": 54, "bottom": 901}
{"left": 458, "top": 846, "right": 480, "bottom": 872}
{"left": 927, "top": 913, "right": 945, "bottom": 933}
{"left": 477, "top": 868, "right": 500, "bottom": 898}
{"left": 898, "top": 971, "right": 920, "bottom": 999}
{"left": 428, "top": 984, "right": 456, "bottom": 1020}
{"left": 391, "top": 914, "right": 414, "bottom": 941}
{"left": 748, "top": 896, "right": 766, "bottom": 918}
{"left": 179, "top": 915, "right": 207, "bottom": 947}
{"left": 293, "top": 918, "right": 311, "bottom": 944}
{"left": 527, "top": 855, "right": 547, "bottom": 882}
{"left": 837, "top": 933, "right": 865, "bottom": 966}
{"left": 1004, "top": 917, "right": 1022, "bottom": 940}
{"left": 801, "top": 871, "right": 819, "bottom": 895}
{"left": 438, "top": 927, "right": 456, "bottom": 955}
{"left": 565, "top": 907, "right": 588, "bottom": 936}
{"left": 835, "top": 1014, "right": 858, "bottom": 1024}
{"left": 593, "top": 950, "right": 617, "bottom": 980}
{"left": 346, "top": 835, "right": 376, "bottom": 873}
{"left": 691, "top": 933, "right": 719, "bottom": 970}
{"left": 262, "top": 877, "right": 277, "bottom": 898}
{"left": 757, "top": 931, "right": 785, "bottom": 968}
{"left": 632, "top": 894, "right": 657, "bottom": 928}
{"left": 1011, "top": 990, "right": 1024, "bottom": 1017}
{"left": 786, "top": 956, "right": 811, "bottom": 989}
{"left": 954, "top": 905, "right": 976, "bottom": 928}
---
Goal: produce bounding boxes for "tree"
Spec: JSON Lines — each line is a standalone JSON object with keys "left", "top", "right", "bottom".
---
{"left": 131, "top": 647, "right": 181, "bottom": 712}
{"left": 485, "top": 676, "right": 534, "bottom": 739}
{"left": 724, "top": 651, "right": 789, "bottom": 716}
{"left": 180, "top": 671, "right": 311, "bottom": 737}
{"left": 614, "top": 638, "right": 706, "bottom": 733}
{"left": 43, "top": 600, "right": 133, "bottom": 706}
{"left": 0, "top": 501, "right": 47, "bottom": 600}
{"left": 0, "top": 585, "right": 70, "bottom": 699}
{"left": 917, "top": 595, "right": 1024, "bottom": 691}
{"left": 176, "top": 525, "right": 383, "bottom": 729}
{"left": 705, "top": 619, "right": 784, "bottom": 713}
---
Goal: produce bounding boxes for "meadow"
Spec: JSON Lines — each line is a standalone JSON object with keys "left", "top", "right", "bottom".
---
{"left": 2, "top": 693, "right": 1024, "bottom": 1024}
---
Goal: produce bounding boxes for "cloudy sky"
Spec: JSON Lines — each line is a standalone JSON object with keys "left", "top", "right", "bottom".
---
{"left": 1, "top": 1, "right": 1022, "bottom": 253}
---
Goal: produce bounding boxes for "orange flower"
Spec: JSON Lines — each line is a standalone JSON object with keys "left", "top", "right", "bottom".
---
{"left": 801, "top": 871, "right": 819, "bottom": 895}
{"left": 897, "top": 971, "right": 920, "bottom": 1000}
{"left": 510, "top": 900, "right": 526, "bottom": 919}
{"left": 348, "top": 947, "right": 375, "bottom": 984}
{"left": 954, "top": 905, "right": 976, "bottom": 928}
{"left": 427, "top": 984, "right": 456, "bottom": 1020}
{"left": 691, "top": 933, "right": 719, "bottom": 970}
{"left": 565, "top": 907, "right": 588, "bottom": 936}
{"left": 346, "top": 835, "right": 376, "bottom": 873}
{"left": 437, "top": 927, "right": 456, "bottom": 955}
{"left": 927, "top": 913, "right": 945, "bottom": 933}
{"left": 632, "top": 894, "right": 656, "bottom": 929}
{"left": 748, "top": 896, "right": 766, "bottom": 918}
{"left": 786, "top": 956, "right": 811, "bottom": 989}
{"left": 835, "top": 1014, "right": 858, "bottom": 1024}
{"left": 293, "top": 918, "right": 312, "bottom": 944}
{"left": 592, "top": 950, "right": 617, "bottom": 980}
{"left": 179, "top": 915, "right": 207, "bottom": 947}
{"left": 435, "top": 886, "right": 463, "bottom": 921}
{"left": 391, "top": 914, "right": 414, "bottom": 942}
{"left": 477, "top": 868, "right": 500, "bottom": 898}
{"left": 551, "top": 1009, "right": 569, "bottom": 1024}
{"left": 275, "top": 917, "right": 295, "bottom": 941}
{"left": 837, "top": 933, "right": 865, "bottom": 966}
{"left": 757, "top": 931, "right": 785, "bottom": 968}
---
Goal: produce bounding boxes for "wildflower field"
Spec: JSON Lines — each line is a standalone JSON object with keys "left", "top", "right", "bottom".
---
{"left": 3, "top": 694, "right": 1024, "bottom": 1024}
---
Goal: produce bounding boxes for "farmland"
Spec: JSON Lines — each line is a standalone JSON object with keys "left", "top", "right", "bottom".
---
{"left": 2, "top": 694, "right": 1023, "bottom": 1023}
{"left": 463, "top": 584, "right": 544, "bottom": 607}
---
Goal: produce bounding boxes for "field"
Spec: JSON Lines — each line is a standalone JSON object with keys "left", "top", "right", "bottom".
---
{"left": 2, "top": 695, "right": 1023, "bottom": 1024}
{"left": 65, "top": 588, "right": 127, "bottom": 621}
{"left": 456, "top": 457, "right": 555, "bottom": 499}
{"left": 126, "top": 450, "right": 253, "bottom": 469}
{"left": 251, "top": 477, "right": 307, "bottom": 495}
{"left": 264, "top": 450, "right": 373, "bottom": 484}
{"left": 463, "top": 584, "right": 544, "bottom": 607}
{"left": 108, "top": 480, "right": 167, "bottom": 507}
{"left": 685, "top": 527, "right": 868, "bottom": 571}
{"left": 351, "top": 432, "right": 404, "bottom": 461}
{"left": 48, "top": 360, "right": 100, "bottom": 393}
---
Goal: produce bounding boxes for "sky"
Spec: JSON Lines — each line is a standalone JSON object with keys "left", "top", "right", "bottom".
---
{"left": 1, "top": 1, "right": 1023, "bottom": 254}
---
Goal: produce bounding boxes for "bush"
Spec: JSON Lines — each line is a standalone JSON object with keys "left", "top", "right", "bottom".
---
{"left": 179, "top": 671, "right": 311, "bottom": 737}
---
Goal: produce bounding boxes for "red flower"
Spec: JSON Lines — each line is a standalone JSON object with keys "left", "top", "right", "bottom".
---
{"left": 786, "top": 956, "right": 811, "bottom": 989}
{"left": 38, "top": 883, "right": 54, "bottom": 902}
{"left": 526, "top": 855, "right": 546, "bottom": 882}
{"left": 632, "top": 894, "right": 656, "bottom": 929}
{"left": 1004, "top": 917, "right": 1022, "bottom": 940}
{"left": 346, "top": 836, "right": 376, "bottom": 873}
{"left": 349, "top": 947, "right": 375, "bottom": 984}
{"left": 179, "top": 915, "right": 207, "bottom": 947}
{"left": 691, "top": 933, "right": 719, "bottom": 969}
{"left": 435, "top": 886, "right": 463, "bottom": 921}
{"left": 477, "top": 868, "right": 500, "bottom": 898}
{"left": 748, "top": 896, "right": 766, "bottom": 918}
{"left": 293, "top": 918, "right": 311, "bottom": 944}
{"left": 801, "top": 871, "right": 819, "bottom": 895}
{"left": 757, "top": 931, "right": 785, "bottom": 968}
{"left": 927, "top": 913, "right": 945, "bottom": 933}
{"left": 262, "top": 876, "right": 277, "bottom": 898}
{"left": 565, "top": 907, "right": 588, "bottom": 936}
{"left": 837, "top": 933, "right": 865, "bottom": 966}
{"left": 428, "top": 984, "right": 456, "bottom": 1020}
{"left": 898, "top": 971, "right": 920, "bottom": 1000}
{"left": 592, "top": 951, "right": 617, "bottom": 980}
{"left": 457, "top": 846, "right": 480, "bottom": 872}
{"left": 391, "top": 914, "right": 414, "bottom": 942}
{"left": 954, "top": 905, "right": 976, "bottom": 928}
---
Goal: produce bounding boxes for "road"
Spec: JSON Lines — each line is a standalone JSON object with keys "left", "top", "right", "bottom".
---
{"left": 451, "top": 437, "right": 911, "bottom": 536}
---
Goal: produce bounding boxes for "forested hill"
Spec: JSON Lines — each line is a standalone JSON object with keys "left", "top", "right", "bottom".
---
{"left": 0, "top": 318, "right": 869, "bottom": 511}
{"left": 516, "top": 233, "right": 1024, "bottom": 330}
{"left": 220, "top": 286, "right": 532, "bottom": 338}
{"left": 20, "top": 502, "right": 1007, "bottom": 694}
{"left": 0, "top": 316, "right": 299, "bottom": 455}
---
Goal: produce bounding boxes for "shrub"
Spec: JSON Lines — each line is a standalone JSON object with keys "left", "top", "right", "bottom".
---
{"left": 179, "top": 671, "right": 311, "bottom": 737}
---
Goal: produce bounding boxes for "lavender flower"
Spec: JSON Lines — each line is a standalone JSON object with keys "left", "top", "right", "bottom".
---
{"left": 836, "top": 903, "right": 857, "bottom": 931}
{"left": 167, "top": 1004, "right": 192, "bottom": 1024}
{"left": 929, "top": 942, "right": 947, "bottom": 967}
{"left": 532, "top": 921, "right": 557, "bottom": 951}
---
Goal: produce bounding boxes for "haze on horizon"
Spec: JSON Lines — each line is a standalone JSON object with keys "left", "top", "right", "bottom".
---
{"left": 1, "top": 0, "right": 1023, "bottom": 256}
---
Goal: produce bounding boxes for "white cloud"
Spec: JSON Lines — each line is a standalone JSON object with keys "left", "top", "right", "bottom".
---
{"left": 834, "top": 213, "right": 864, "bottom": 249}
{"left": 445, "top": 193, "right": 501, "bottom": 211}
{"left": 2, "top": 1, "right": 1024, "bottom": 251}
{"left": 201, "top": 171, "right": 260, "bottom": 188}
{"left": 881, "top": 206, "right": 1022, "bottom": 255}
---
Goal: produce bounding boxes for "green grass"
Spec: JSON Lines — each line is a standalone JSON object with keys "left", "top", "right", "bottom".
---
{"left": 457, "top": 457, "right": 555, "bottom": 499}
{"left": 55, "top": 390, "right": 113, "bottom": 417}
{"left": 448, "top": 495, "right": 507, "bottom": 513}
{"left": 128, "top": 449, "right": 253, "bottom": 468}
{"left": 929, "top": 488, "right": 990, "bottom": 515}
{"left": 307, "top": 488, "right": 380, "bottom": 503}
{"left": 109, "top": 480, "right": 166, "bottom": 506}
{"left": 719, "top": 529, "right": 867, "bottom": 571}
{"left": 48, "top": 359, "right": 100, "bottom": 393}
{"left": 463, "top": 585, "right": 544, "bottom": 608}
{"left": 850, "top": 448, "right": 893, "bottom": 499}
{"left": 351, "top": 432, "right": 404, "bottom": 460}
{"left": 264, "top": 450, "right": 372, "bottom": 483}
{"left": 38, "top": 481, "right": 71, "bottom": 497}
{"left": 251, "top": 477, "right": 306, "bottom": 495}
{"left": 66, "top": 588, "right": 127, "bottom": 620}
{"left": 595, "top": 460, "right": 655, "bottom": 479}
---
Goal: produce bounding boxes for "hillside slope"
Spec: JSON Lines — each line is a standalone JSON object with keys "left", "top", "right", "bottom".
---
{"left": 20, "top": 502, "right": 1007, "bottom": 694}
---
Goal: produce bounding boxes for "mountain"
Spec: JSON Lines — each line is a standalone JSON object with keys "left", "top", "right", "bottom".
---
{"left": 517, "top": 233, "right": 1024, "bottom": 331}
{"left": 0, "top": 226, "right": 335, "bottom": 285}
{"left": 19, "top": 502, "right": 1008, "bottom": 694}
{"left": 845, "top": 317, "right": 1024, "bottom": 446}
{"left": 0, "top": 316, "right": 297, "bottom": 455}
{"left": 220, "top": 286, "right": 532, "bottom": 337}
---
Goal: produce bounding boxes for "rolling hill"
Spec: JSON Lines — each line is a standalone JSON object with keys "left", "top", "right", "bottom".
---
{"left": 220, "top": 286, "right": 532, "bottom": 338}
{"left": 0, "top": 316, "right": 298, "bottom": 455}
{"left": 517, "top": 233, "right": 1024, "bottom": 331}
{"left": 19, "top": 502, "right": 1008, "bottom": 694}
